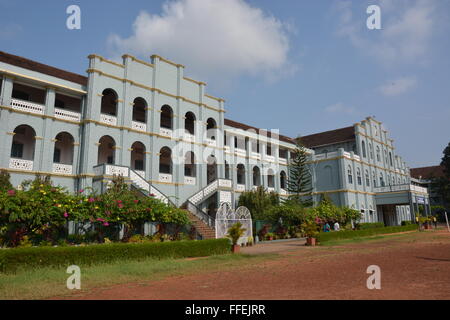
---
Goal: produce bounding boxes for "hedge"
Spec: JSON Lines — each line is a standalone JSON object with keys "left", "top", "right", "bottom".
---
{"left": 317, "top": 224, "right": 418, "bottom": 243}
{"left": 0, "top": 238, "right": 230, "bottom": 273}
{"left": 358, "top": 222, "right": 385, "bottom": 230}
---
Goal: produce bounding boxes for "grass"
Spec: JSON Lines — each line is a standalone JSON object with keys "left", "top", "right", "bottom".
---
{"left": 0, "top": 252, "right": 277, "bottom": 300}
{"left": 319, "top": 230, "right": 420, "bottom": 246}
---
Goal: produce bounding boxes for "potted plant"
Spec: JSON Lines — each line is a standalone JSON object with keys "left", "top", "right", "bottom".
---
{"left": 265, "top": 232, "right": 274, "bottom": 241}
{"left": 227, "top": 222, "right": 246, "bottom": 253}
{"left": 247, "top": 236, "right": 254, "bottom": 246}
{"left": 301, "top": 221, "right": 319, "bottom": 246}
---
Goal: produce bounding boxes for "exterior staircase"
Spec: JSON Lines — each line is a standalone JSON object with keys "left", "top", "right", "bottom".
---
{"left": 184, "top": 210, "right": 216, "bottom": 239}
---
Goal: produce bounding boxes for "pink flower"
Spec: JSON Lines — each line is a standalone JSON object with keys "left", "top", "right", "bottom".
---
{"left": 118, "top": 203, "right": 124, "bottom": 209}
{"left": 134, "top": 200, "right": 139, "bottom": 204}
{"left": 103, "top": 222, "right": 109, "bottom": 227}
{"left": 64, "top": 212, "right": 69, "bottom": 218}
{"left": 149, "top": 193, "right": 155, "bottom": 197}
{"left": 117, "top": 200, "right": 122, "bottom": 203}
{"left": 105, "top": 211, "right": 111, "bottom": 216}
{"left": 7, "top": 190, "right": 15, "bottom": 196}
{"left": 79, "top": 189, "right": 84, "bottom": 193}
{"left": 88, "top": 197, "right": 95, "bottom": 203}
{"left": 96, "top": 218, "right": 105, "bottom": 222}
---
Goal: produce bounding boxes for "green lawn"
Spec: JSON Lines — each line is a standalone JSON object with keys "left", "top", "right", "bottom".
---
{"left": 0, "top": 252, "right": 276, "bottom": 300}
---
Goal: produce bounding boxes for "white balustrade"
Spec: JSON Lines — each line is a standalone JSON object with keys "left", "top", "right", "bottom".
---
{"left": 279, "top": 158, "right": 287, "bottom": 165}
{"left": 100, "top": 113, "right": 117, "bottom": 126}
{"left": 267, "top": 187, "right": 275, "bottom": 192}
{"left": 130, "top": 170, "right": 150, "bottom": 192}
{"left": 160, "top": 127, "right": 173, "bottom": 138}
{"left": 131, "top": 121, "right": 146, "bottom": 132}
{"left": 159, "top": 173, "right": 172, "bottom": 183}
{"left": 218, "top": 179, "right": 232, "bottom": 188}
{"left": 135, "top": 170, "right": 146, "bottom": 178}
{"left": 265, "top": 155, "right": 275, "bottom": 162}
{"left": 235, "top": 148, "right": 246, "bottom": 157}
{"left": 11, "top": 99, "right": 44, "bottom": 115}
{"left": 184, "top": 176, "right": 196, "bottom": 185}
{"left": 52, "top": 163, "right": 73, "bottom": 175}
{"left": 105, "top": 165, "right": 129, "bottom": 177}
{"left": 54, "top": 108, "right": 81, "bottom": 122}
{"left": 184, "top": 133, "right": 195, "bottom": 142}
{"left": 236, "top": 184, "right": 245, "bottom": 192}
{"left": 354, "top": 155, "right": 361, "bottom": 161}
{"left": 219, "top": 191, "right": 232, "bottom": 204}
{"left": 9, "top": 158, "right": 33, "bottom": 171}
{"left": 251, "top": 152, "right": 261, "bottom": 160}
{"left": 280, "top": 189, "right": 288, "bottom": 195}
{"left": 206, "top": 138, "right": 217, "bottom": 147}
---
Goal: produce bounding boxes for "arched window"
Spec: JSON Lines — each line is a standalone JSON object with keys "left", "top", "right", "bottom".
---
{"left": 324, "top": 165, "right": 333, "bottom": 187}
{"left": 101, "top": 89, "right": 117, "bottom": 116}
{"left": 206, "top": 155, "right": 217, "bottom": 183}
{"left": 206, "top": 118, "right": 217, "bottom": 140}
{"left": 184, "top": 151, "right": 196, "bottom": 177}
{"left": 361, "top": 140, "right": 367, "bottom": 158}
{"left": 376, "top": 146, "right": 381, "bottom": 162}
{"left": 253, "top": 166, "right": 261, "bottom": 186}
{"left": 267, "top": 169, "right": 275, "bottom": 188}
{"left": 365, "top": 170, "right": 370, "bottom": 186}
{"left": 357, "top": 168, "right": 362, "bottom": 185}
{"left": 347, "top": 166, "right": 353, "bottom": 184}
{"left": 380, "top": 173, "right": 385, "bottom": 187}
{"left": 11, "top": 125, "right": 36, "bottom": 161}
{"left": 185, "top": 112, "right": 196, "bottom": 135}
{"left": 392, "top": 176, "right": 395, "bottom": 186}
{"left": 237, "top": 164, "right": 246, "bottom": 185}
{"left": 54, "top": 132, "right": 74, "bottom": 165}
{"left": 159, "top": 147, "right": 172, "bottom": 174}
{"left": 280, "top": 171, "right": 287, "bottom": 189}
{"left": 372, "top": 171, "right": 376, "bottom": 187}
{"left": 389, "top": 152, "right": 393, "bottom": 166}
{"left": 131, "top": 141, "right": 146, "bottom": 173}
{"left": 225, "top": 161, "right": 230, "bottom": 179}
{"left": 398, "top": 177, "right": 401, "bottom": 185}
{"left": 369, "top": 143, "right": 373, "bottom": 159}
{"left": 160, "top": 105, "right": 173, "bottom": 129}
{"left": 384, "top": 150, "right": 388, "bottom": 164}
{"left": 98, "top": 135, "right": 115, "bottom": 165}
{"left": 132, "top": 97, "right": 147, "bottom": 124}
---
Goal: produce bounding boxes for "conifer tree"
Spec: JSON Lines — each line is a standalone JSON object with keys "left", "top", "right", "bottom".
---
{"left": 287, "top": 140, "right": 313, "bottom": 207}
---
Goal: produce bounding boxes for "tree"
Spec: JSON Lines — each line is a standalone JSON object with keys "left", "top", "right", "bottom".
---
{"left": 431, "top": 142, "right": 450, "bottom": 209}
{"left": 238, "top": 186, "right": 279, "bottom": 220}
{"left": 287, "top": 140, "right": 313, "bottom": 207}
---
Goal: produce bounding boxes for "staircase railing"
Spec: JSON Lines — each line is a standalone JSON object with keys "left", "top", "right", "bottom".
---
{"left": 188, "top": 178, "right": 232, "bottom": 205}
{"left": 185, "top": 200, "right": 215, "bottom": 229}
{"left": 93, "top": 164, "right": 172, "bottom": 205}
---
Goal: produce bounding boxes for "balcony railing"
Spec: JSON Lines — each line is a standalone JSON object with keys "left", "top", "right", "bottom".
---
{"left": 183, "top": 133, "right": 195, "bottom": 142}
{"left": 159, "top": 173, "right": 172, "bottom": 183}
{"left": 374, "top": 184, "right": 428, "bottom": 195}
{"left": 279, "top": 158, "right": 287, "bottom": 165}
{"left": 235, "top": 148, "right": 246, "bottom": 157}
{"left": 131, "top": 121, "right": 146, "bottom": 132}
{"left": 184, "top": 176, "right": 196, "bottom": 185}
{"left": 54, "top": 108, "right": 81, "bottom": 122}
{"left": 160, "top": 128, "right": 173, "bottom": 138}
{"left": 9, "top": 158, "right": 33, "bottom": 171}
{"left": 100, "top": 113, "right": 117, "bottom": 126}
{"left": 251, "top": 152, "right": 261, "bottom": 160}
{"left": 52, "top": 163, "right": 73, "bottom": 175}
{"left": 265, "top": 155, "right": 275, "bottom": 162}
{"left": 236, "top": 184, "right": 245, "bottom": 192}
{"left": 11, "top": 99, "right": 44, "bottom": 115}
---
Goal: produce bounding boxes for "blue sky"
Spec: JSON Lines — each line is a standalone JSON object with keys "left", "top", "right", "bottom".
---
{"left": 1, "top": 0, "right": 449, "bottom": 167}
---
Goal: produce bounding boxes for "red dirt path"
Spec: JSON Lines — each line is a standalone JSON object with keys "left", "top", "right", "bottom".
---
{"left": 53, "top": 230, "right": 450, "bottom": 300}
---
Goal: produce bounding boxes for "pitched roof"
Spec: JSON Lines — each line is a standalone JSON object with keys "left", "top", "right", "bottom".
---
{"left": 410, "top": 166, "right": 445, "bottom": 179}
{"left": 0, "top": 51, "right": 87, "bottom": 86}
{"left": 299, "top": 126, "right": 355, "bottom": 148}
{"left": 224, "top": 118, "right": 295, "bottom": 144}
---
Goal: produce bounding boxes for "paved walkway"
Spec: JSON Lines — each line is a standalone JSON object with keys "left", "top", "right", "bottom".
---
{"left": 241, "top": 238, "right": 306, "bottom": 255}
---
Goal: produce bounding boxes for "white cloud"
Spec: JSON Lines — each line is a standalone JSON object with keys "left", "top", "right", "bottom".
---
{"left": 379, "top": 76, "right": 418, "bottom": 96}
{"left": 325, "top": 102, "right": 356, "bottom": 115}
{"left": 335, "top": 0, "right": 438, "bottom": 65}
{"left": 107, "top": 0, "right": 294, "bottom": 85}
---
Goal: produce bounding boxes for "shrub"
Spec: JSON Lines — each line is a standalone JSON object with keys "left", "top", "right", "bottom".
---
{"left": 238, "top": 186, "right": 279, "bottom": 220}
{"left": 358, "top": 222, "right": 385, "bottom": 230}
{"left": 317, "top": 224, "right": 417, "bottom": 243}
{"left": 0, "top": 170, "right": 13, "bottom": 192}
{"left": 0, "top": 238, "right": 230, "bottom": 273}
{"left": 401, "top": 221, "right": 414, "bottom": 226}
{"left": 227, "top": 222, "right": 246, "bottom": 245}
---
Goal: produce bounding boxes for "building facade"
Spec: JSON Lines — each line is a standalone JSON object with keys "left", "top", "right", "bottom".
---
{"left": 0, "top": 51, "right": 428, "bottom": 231}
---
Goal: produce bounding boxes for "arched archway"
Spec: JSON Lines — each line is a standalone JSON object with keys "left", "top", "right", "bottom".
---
{"left": 10, "top": 125, "right": 36, "bottom": 170}
{"left": 185, "top": 112, "right": 196, "bottom": 136}
{"left": 184, "top": 151, "right": 196, "bottom": 178}
{"left": 98, "top": 136, "right": 115, "bottom": 165}
{"left": 280, "top": 170, "right": 287, "bottom": 190}
{"left": 267, "top": 168, "right": 275, "bottom": 188}
{"left": 206, "top": 118, "right": 217, "bottom": 140}
{"left": 160, "top": 105, "right": 173, "bottom": 129}
{"left": 207, "top": 155, "right": 217, "bottom": 184}
{"left": 132, "top": 97, "right": 147, "bottom": 124}
{"left": 253, "top": 166, "right": 261, "bottom": 186}
{"left": 101, "top": 89, "right": 117, "bottom": 116}
{"left": 54, "top": 132, "right": 74, "bottom": 165}
{"left": 237, "top": 164, "right": 246, "bottom": 185}
{"left": 131, "top": 141, "right": 146, "bottom": 175}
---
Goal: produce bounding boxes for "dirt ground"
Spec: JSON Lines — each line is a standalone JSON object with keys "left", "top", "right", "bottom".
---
{"left": 53, "top": 229, "right": 450, "bottom": 300}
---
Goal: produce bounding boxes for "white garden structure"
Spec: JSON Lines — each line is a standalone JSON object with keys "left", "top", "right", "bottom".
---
{"left": 215, "top": 203, "right": 253, "bottom": 245}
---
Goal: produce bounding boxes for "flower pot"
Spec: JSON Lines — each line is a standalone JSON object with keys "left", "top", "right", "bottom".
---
{"left": 306, "top": 237, "right": 316, "bottom": 246}
{"left": 231, "top": 244, "right": 240, "bottom": 253}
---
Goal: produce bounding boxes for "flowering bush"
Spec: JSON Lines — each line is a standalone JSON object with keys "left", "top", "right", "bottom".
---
{"left": 0, "top": 175, "right": 190, "bottom": 247}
